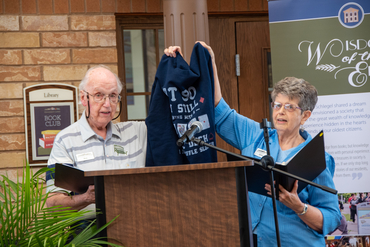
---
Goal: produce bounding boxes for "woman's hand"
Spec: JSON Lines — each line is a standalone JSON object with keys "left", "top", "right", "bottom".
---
{"left": 163, "top": 41, "right": 222, "bottom": 106}
{"left": 163, "top": 41, "right": 213, "bottom": 59}
{"left": 164, "top": 46, "right": 183, "bottom": 57}
{"left": 266, "top": 180, "right": 304, "bottom": 213}
{"left": 196, "top": 41, "right": 215, "bottom": 61}
{"left": 265, "top": 180, "right": 323, "bottom": 232}
{"left": 195, "top": 41, "right": 221, "bottom": 105}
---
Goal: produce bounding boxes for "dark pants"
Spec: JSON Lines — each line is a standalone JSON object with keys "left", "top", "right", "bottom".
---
{"left": 350, "top": 208, "right": 357, "bottom": 222}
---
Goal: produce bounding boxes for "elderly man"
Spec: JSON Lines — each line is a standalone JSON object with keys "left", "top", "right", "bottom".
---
{"left": 46, "top": 65, "right": 147, "bottom": 211}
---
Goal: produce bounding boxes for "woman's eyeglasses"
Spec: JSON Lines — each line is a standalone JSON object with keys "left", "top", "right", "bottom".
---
{"left": 271, "top": 102, "right": 302, "bottom": 112}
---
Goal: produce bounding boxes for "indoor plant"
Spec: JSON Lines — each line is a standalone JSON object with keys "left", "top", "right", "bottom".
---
{"left": 0, "top": 164, "right": 122, "bottom": 247}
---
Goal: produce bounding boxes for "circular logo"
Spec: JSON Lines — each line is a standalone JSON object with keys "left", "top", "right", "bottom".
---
{"left": 338, "top": 2, "right": 364, "bottom": 28}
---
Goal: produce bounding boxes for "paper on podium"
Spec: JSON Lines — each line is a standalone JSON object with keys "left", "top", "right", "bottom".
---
{"left": 55, "top": 163, "right": 94, "bottom": 194}
{"left": 227, "top": 130, "right": 327, "bottom": 198}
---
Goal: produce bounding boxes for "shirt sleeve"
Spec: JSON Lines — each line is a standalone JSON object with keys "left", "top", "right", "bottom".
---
{"left": 215, "top": 97, "right": 262, "bottom": 150}
{"left": 304, "top": 160, "right": 341, "bottom": 236}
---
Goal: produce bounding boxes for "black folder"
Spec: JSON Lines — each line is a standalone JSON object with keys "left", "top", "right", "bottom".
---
{"left": 227, "top": 130, "right": 327, "bottom": 197}
{"left": 54, "top": 163, "right": 94, "bottom": 194}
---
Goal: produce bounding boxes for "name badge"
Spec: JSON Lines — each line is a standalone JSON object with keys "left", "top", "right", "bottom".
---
{"left": 254, "top": 148, "right": 267, "bottom": 158}
{"left": 76, "top": 152, "right": 94, "bottom": 162}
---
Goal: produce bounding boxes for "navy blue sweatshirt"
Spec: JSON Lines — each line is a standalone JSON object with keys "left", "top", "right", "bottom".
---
{"left": 145, "top": 43, "right": 217, "bottom": 166}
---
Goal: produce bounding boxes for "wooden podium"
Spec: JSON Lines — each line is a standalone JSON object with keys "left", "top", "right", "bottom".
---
{"left": 84, "top": 161, "right": 254, "bottom": 247}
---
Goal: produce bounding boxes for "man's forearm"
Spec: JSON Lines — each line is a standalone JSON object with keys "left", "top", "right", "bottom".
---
{"left": 46, "top": 192, "right": 94, "bottom": 211}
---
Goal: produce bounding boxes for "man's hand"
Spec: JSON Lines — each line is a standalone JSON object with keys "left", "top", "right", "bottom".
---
{"left": 83, "top": 185, "right": 96, "bottom": 204}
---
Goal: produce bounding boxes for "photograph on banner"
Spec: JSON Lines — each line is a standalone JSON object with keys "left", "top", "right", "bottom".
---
{"left": 268, "top": 0, "right": 370, "bottom": 195}
{"left": 328, "top": 193, "right": 370, "bottom": 237}
{"left": 30, "top": 103, "right": 74, "bottom": 161}
{"left": 326, "top": 235, "right": 370, "bottom": 247}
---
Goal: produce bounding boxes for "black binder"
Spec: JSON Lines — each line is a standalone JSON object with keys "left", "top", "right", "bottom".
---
{"left": 227, "top": 130, "right": 327, "bottom": 197}
{"left": 54, "top": 163, "right": 94, "bottom": 194}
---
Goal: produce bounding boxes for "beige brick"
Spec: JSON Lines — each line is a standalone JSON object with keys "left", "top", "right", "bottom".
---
{"left": 89, "top": 31, "right": 116, "bottom": 47}
{"left": 0, "top": 151, "right": 27, "bottom": 168}
{"left": 0, "top": 168, "right": 23, "bottom": 181}
{"left": 24, "top": 49, "right": 70, "bottom": 64}
{"left": 71, "top": 15, "right": 115, "bottom": 30}
{"left": 0, "top": 167, "right": 45, "bottom": 183}
{"left": 71, "top": 81, "right": 81, "bottom": 88}
{"left": 0, "top": 134, "right": 25, "bottom": 150}
{"left": 0, "top": 117, "right": 24, "bottom": 133}
{"left": 24, "top": 81, "right": 73, "bottom": 88}
{"left": 0, "top": 83, "right": 23, "bottom": 98}
{"left": 0, "top": 33, "right": 40, "bottom": 48}
{"left": 91, "top": 64, "right": 118, "bottom": 75}
{"left": 22, "top": 16, "right": 68, "bottom": 31}
{"left": 0, "top": 16, "right": 20, "bottom": 31}
{"left": 42, "top": 32, "right": 87, "bottom": 47}
{"left": 0, "top": 66, "right": 41, "bottom": 81}
{"left": 72, "top": 48, "right": 117, "bottom": 64}
{"left": 0, "top": 100, "right": 24, "bottom": 116}
{"left": 0, "top": 50, "right": 22, "bottom": 65}
{"left": 43, "top": 65, "right": 88, "bottom": 81}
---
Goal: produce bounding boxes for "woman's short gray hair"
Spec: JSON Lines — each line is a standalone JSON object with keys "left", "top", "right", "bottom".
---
{"left": 79, "top": 65, "right": 124, "bottom": 93}
{"left": 271, "top": 77, "right": 318, "bottom": 112}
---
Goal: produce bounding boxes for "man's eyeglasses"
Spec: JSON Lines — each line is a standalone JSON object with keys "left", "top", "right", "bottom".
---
{"left": 271, "top": 102, "right": 302, "bottom": 112}
{"left": 84, "top": 90, "right": 121, "bottom": 104}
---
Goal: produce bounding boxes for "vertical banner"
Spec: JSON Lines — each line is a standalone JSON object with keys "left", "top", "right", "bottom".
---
{"left": 268, "top": 0, "right": 370, "bottom": 241}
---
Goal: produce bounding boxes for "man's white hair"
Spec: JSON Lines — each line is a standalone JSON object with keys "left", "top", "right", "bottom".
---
{"left": 79, "top": 65, "right": 124, "bottom": 93}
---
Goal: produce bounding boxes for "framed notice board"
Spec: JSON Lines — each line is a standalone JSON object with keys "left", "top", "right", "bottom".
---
{"left": 24, "top": 84, "right": 79, "bottom": 166}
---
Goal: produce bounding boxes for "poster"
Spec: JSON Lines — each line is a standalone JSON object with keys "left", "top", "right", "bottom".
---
{"left": 30, "top": 103, "right": 73, "bottom": 160}
{"left": 268, "top": 0, "right": 370, "bottom": 241}
{"left": 268, "top": 0, "right": 370, "bottom": 192}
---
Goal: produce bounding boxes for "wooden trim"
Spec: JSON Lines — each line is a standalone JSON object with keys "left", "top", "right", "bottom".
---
{"left": 127, "top": 92, "right": 151, "bottom": 96}
{"left": 208, "top": 11, "right": 268, "bottom": 17}
{"left": 114, "top": 11, "right": 268, "bottom": 18}
{"left": 116, "top": 21, "right": 127, "bottom": 121}
{"left": 84, "top": 160, "right": 252, "bottom": 177}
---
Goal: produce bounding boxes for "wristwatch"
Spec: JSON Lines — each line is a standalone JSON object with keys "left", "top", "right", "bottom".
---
{"left": 297, "top": 203, "right": 308, "bottom": 215}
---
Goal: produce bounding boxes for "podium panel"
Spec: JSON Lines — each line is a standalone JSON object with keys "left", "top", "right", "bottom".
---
{"left": 85, "top": 161, "right": 253, "bottom": 247}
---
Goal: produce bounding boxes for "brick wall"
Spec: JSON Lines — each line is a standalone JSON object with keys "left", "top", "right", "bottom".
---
{"left": 0, "top": 0, "right": 267, "bottom": 178}
{"left": 0, "top": 0, "right": 125, "bottom": 177}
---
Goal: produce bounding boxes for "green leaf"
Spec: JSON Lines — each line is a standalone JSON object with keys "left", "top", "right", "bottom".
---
{"left": 0, "top": 163, "right": 124, "bottom": 247}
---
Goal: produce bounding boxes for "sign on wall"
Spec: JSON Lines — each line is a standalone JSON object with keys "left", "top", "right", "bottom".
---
{"left": 24, "top": 84, "right": 79, "bottom": 166}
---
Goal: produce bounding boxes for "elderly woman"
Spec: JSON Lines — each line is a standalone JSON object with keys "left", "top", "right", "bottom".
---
{"left": 165, "top": 42, "right": 341, "bottom": 246}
